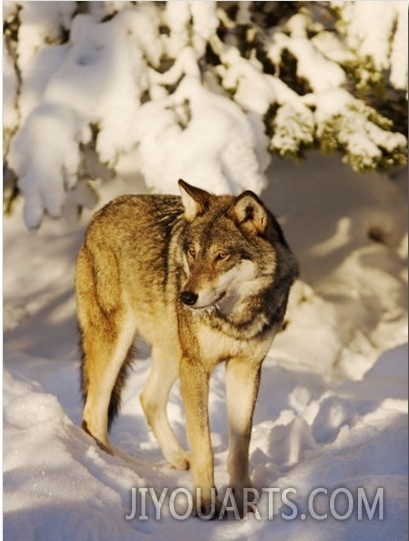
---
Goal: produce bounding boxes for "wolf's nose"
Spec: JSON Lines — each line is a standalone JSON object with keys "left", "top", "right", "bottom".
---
{"left": 180, "top": 291, "right": 198, "bottom": 306}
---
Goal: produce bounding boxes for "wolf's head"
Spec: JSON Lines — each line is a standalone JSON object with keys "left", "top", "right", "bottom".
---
{"left": 178, "top": 180, "right": 298, "bottom": 320}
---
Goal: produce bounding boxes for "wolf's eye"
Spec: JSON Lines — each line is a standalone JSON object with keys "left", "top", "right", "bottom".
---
{"left": 216, "top": 252, "right": 230, "bottom": 261}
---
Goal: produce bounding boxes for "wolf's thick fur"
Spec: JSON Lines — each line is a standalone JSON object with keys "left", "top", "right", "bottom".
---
{"left": 76, "top": 180, "right": 298, "bottom": 516}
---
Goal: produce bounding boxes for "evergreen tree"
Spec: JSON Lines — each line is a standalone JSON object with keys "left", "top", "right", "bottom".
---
{"left": 3, "top": 1, "right": 407, "bottom": 228}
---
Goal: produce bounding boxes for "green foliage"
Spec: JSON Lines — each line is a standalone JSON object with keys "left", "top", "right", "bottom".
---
{"left": 3, "top": 1, "right": 408, "bottom": 225}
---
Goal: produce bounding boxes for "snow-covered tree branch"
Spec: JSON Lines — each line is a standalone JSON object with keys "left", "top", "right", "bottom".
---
{"left": 3, "top": 1, "right": 408, "bottom": 228}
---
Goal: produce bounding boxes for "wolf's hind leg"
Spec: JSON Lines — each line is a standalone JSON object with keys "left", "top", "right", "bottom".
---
{"left": 81, "top": 318, "right": 136, "bottom": 452}
{"left": 140, "top": 346, "right": 189, "bottom": 470}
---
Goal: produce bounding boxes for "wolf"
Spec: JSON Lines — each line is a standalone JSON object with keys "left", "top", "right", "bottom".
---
{"left": 76, "top": 180, "right": 298, "bottom": 516}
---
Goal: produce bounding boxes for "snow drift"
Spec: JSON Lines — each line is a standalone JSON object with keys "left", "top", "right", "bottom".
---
{"left": 3, "top": 150, "right": 408, "bottom": 540}
{"left": 3, "top": 2, "right": 407, "bottom": 540}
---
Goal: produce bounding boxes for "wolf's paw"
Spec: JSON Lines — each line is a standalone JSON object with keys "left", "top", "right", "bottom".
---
{"left": 96, "top": 439, "right": 114, "bottom": 455}
{"left": 231, "top": 485, "right": 258, "bottom": 519}
{"left": 82, "top": 420, "right": 113, "bottom": 455}
{"left": 192, "top": 488, "right": 222, "bottom": 520}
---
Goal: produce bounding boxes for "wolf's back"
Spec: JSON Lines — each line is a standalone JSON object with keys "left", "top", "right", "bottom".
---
{"left": 76, "top": 194, "right": 184, "bottom": 318}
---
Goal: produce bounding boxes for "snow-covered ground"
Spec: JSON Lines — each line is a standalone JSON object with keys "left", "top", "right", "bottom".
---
{"left": 3, "top": 150, "right": 407, "bottom": 541}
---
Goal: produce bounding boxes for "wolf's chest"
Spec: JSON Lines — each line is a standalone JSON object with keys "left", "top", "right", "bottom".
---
{"left": 192, "top": 319, "right": 275, "bottom": 367}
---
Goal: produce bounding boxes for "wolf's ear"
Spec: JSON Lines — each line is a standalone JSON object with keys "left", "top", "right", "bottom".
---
{"left": 229, "top": 191, "right": 268, "bottom": 235}
{"left": 178, "top": 179, "right": 210, "bottom": 221}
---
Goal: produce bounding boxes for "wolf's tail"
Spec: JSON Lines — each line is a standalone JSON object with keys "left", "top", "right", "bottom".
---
{"left": 106, "top": 346, "right": 135, "bottom": 430}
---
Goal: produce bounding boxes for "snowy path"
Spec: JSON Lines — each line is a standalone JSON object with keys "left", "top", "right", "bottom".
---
{"left": 3, "top": 153, "right": 408, "bottom": 540}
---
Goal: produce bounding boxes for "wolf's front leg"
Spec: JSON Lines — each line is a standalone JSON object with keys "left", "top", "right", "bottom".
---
{"left": 140, "top": 344, "right": 190, "bottom": 471}
{"left": 225, "top": 357, "right": 262, "bottom": 517}
{"left": 179, "top": 359, "right": 218, "bottom": 517}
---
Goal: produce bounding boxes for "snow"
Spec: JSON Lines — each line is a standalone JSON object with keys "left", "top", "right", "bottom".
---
{"left": 165, "top": 2, "right": 219, "bottom": 57}
{"left": 3, "top": 2, "right": 408, "bottom": 539}
{"left": 274, "top": 32, "right": 346, "bottom": 93}
{"left": 5, "top": 2, "right": 407, "bottom": 229}
{"left": 15, "top": 1, "right": 76, "bottom": 121}
{"left": 133, "top": 75, "right": 268, "bottom": 195}
{"left": 389, "top": 2, "right": 409, "bottom": 92}
{"left": 7, "top": 3, "right": 267, "bottom": 227}
{"left": 9, "top": 103, "right": 90, "bottom": 228}
{"left": 305, "top": 88, "right": 407, "bottom": 171}
{"left": 3, "top": 148, "right": 408, "bottom": 540}
{"left": 10, "top": 8, "right": 161, "bottom": 227}
{"left": 342, "top": 0, "right": 407, "bottom": 87}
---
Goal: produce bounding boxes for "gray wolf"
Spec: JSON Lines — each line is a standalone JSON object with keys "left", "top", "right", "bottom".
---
{"left": 76, "top": 180, "right": 298, "bottom": 516}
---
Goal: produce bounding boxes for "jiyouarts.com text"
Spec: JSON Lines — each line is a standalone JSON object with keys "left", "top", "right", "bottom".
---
{"left": 125, "top": 486, "right": 384, "bottom": 521}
